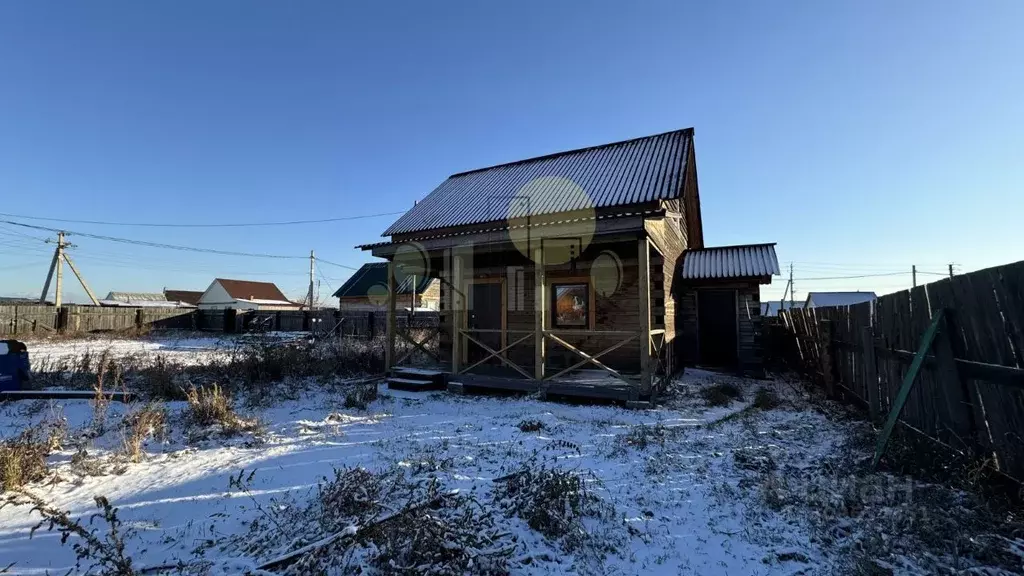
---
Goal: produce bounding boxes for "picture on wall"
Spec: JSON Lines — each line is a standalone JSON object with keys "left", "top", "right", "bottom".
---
{"left": 553, "top": 283, "right": 589, "bottom": 327}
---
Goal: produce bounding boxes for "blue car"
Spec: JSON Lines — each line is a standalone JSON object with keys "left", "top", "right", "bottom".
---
{"left": 0, "top": 340, "right": 30, "bottom": 392}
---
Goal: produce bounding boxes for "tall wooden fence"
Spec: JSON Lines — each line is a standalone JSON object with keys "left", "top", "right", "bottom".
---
{"left": 770, "top": 260, "right": 1024, "bottom": 481}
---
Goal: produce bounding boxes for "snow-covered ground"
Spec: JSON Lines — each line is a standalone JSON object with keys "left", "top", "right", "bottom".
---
{"left": 26, "top": 334, "right": 236, "bottom": 371}
{"left": 1, "top": 338, "right": 1021, "bottom": 575}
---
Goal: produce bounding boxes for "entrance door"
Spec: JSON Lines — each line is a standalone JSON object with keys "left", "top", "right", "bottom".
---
{"left": 697, "top": 290, "right": 738, "bottom": 367}
{"left": 468, "top": 282, "right": 503, "bottom": 364}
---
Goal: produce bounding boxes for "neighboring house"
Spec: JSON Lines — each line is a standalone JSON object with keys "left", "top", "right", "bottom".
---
{"left": 196, "top": 279, "right": 304, "bottom": 311}
{"left": 358, "top": 127, "right": 779, "bottom": 400}
{"left": 805, "top": 291, "right": 877, "bottom": 309}
{"left": 163, "top": 289, "right": 203, "bottom": 307}
{"left": 333, "top": 263, "right": 440, "bottom": 311}
{"left": 761, "top": 301, "right": 803, "bottom": 316}
{"left": 100, "top": 292, "right": 187, "bottom": 308}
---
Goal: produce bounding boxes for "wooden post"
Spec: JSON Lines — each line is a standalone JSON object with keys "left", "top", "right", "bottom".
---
{"left": 863, "top": 326, "right": 879, "bottom": 420}
{"left": 451, "top": 251, "right": 463, "bottom": 374}
{"left": 638, "top": 237, "right": 651, "bottom": 396}
{"left": 820, "top": 320, "right": 835, "bottom": 397}
{"left": 386, "top": 259, "right": 397, "bottom": 372}
{"left": 534, "top": 246, "right": 545, "bottom": 380}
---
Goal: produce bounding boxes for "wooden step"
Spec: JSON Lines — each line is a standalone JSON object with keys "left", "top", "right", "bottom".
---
{"left": 391, "top": 367, "right": 447, "bottom": 386}
{"left": 386, "top": 377, "right": 446, "bottom": 392}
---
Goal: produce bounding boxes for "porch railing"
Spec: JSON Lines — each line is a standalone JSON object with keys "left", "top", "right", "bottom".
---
{"left": 455, "top": 328, "right": 646, "bottom": 386}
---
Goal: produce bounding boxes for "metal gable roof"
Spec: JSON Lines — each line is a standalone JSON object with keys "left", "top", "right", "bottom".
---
{"left": 805, "top": 292, "right": 877, "bottom": 308}
{"left": 680, "top": 244, "right": 780, "bottom": 280}
{"left": 382, "top": 128, "right": 692, "bottom": 236}
{"left": 332, "top": 262, "right": 434, "bottom": 298}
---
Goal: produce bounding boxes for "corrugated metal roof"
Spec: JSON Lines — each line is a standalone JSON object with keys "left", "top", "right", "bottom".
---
{"left": 105, "top": 292, "right": 168, "bottom": 303}
{"left": 333, "top": 263, "right": 434, "bottom": 298}
{"left": 382, "top": 128, "right": 693, "bottom": 236}
{"left": 805, "top": 292, "right": 877, "bottom": 308}
{"left": 680, "top": 244, "right": 780, "bottom": 280}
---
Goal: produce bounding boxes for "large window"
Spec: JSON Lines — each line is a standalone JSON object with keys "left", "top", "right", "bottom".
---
{"left": 551, "top": 283, "right": 590, "bottom": 328}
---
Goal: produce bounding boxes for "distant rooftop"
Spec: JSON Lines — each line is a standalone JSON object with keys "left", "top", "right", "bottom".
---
{"left": 805, "top": 291, "right": 877, "bottom": 308}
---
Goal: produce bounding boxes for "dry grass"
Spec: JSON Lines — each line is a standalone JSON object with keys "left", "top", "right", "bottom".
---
{"left": 121, "top": 403, "right": 167, "bottom": 463}
{"left": 184, "top": 383, "right": 260, "bottom": 436}
{"left": 0, "top": 415, "right": 66, "bottom": 492}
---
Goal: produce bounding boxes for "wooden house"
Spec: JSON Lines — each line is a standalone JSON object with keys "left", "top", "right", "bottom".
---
{"left": 333, "top": 262, "right": 440, "bottom": 311}
{"left": 359, "top": 128, "right": 778, "bottom": 401}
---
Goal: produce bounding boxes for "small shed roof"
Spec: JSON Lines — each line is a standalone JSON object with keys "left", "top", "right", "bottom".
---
{"left": 680, "top": 243, "right": 780, "bottom": 281}
{"left": 805, "top": 292, "right": 877, "bottom": 308}
{"left": 333, "top": 263, "right": 434, "bottom": 299}
{"left": 382, "top": 128, "right": 693, "bottom": 237}
{"left": 105, "top": 292, "right": 168, "bottom": 303}
{"left": 163, "top": 289, "right": 203, "bottom": 306}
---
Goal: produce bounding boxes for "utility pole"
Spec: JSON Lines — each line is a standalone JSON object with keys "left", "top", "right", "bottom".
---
{"left": 912, "top": 265, "right": 917, "bottom": 288}
{"left": 949, "top": 263, "right": 954, "bottom": 279}
{"left": 307, "top": 250, "right": 315, "bottom": 310}
{"left": 40, "top": 231, "right": 99, "bottom": 306}
{"left": 789, "top": 262, "right": 795, "bottom": 309}
{"left": 40, "top": 232, "right": 66, "bottom": 306}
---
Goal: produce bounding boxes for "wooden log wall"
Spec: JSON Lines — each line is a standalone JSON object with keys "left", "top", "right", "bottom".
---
{"left": 775, "top": 259, "right": 1024, "bottom": 481}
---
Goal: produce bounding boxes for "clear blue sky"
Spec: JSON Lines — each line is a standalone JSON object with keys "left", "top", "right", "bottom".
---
{"left": 1, "top": 1, "right": 1021, "bottom": 303}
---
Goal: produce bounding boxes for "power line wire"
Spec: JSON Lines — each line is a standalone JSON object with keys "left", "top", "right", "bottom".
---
{"left": 314, "top": 256, "right": 360, "bottom": 271}
{"left": 2, "top": 220, "right": 305, "bottom": 259}
{"left": 792, "top": 271, "right": 909, "bottom": 281}
{"left": 0, "top": 210, "right": 405, "bottom": 228}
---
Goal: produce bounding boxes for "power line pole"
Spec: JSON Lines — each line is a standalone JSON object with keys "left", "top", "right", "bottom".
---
{"left": 949, "top": 263, "right": 954, "bottom": 279}
{"left": 789, "top": 262, "right": 795, "bottom": 309}
{"left": 39, "top": 231, "right": 99, "bottom": 306}
{"left": 912, "top": 264, "right": 917, "bottom": 287}
{"left": 307, "top": 250, "right": 315, "bottom": 310}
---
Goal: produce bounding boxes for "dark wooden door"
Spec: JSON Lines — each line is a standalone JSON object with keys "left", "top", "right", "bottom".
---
{"left": 698, "top": 290, "right": 738, "bottom": 367}
{"left": 468, "top": 282, "right": 503, "bottom": 364}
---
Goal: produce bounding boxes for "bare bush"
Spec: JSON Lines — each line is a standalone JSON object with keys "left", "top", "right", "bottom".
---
{"left": 517, "top": 419, "right": 544, "bottom": 433}
{"left": 493, "top": 461, "right": 612, "bottom": 550}
{"left": 753, "top": 387, "right": 782, "bottom": 410}
{"left": 136, "top": 357, "right": 185, "bottom": 401}
{"left": 6, "top": 491, "right": 138, "bottom": 575}
{"left": 621, "top": 423, "right": 672, "bottom": 451}
{"left": 343, "top": 382, "right": 378, "bottom": 410}
{"left": 701, "top": 382, "right": 742, "bottom": 407}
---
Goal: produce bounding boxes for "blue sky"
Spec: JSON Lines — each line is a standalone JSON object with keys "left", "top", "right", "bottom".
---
{"left": 1, "top": 1, "right": 1021, "bottom": 303}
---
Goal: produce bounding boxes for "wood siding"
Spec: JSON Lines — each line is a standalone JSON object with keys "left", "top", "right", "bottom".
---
{"left": 678, "top": 282, "right": 763, "bottom": 375}
{"left": 437, "top": 241, "right": 646, "bottom": 374}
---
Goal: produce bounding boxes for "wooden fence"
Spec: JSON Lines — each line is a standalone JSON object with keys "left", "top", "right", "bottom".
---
{"left": 1, "top": 303, "right": 438, "bottom": 339}
{"left": 770, "top": 260, "right": 1024, "bottom": 481}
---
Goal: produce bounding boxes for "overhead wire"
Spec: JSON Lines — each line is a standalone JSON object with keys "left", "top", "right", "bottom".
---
{"left": 2, "top": 220, "right": 306, "bottom": 259}
{"left": 0, "top": 210, "right": 405, "bottom": 228}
